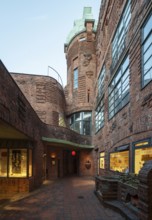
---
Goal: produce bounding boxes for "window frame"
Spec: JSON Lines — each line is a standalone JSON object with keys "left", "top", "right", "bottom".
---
{"left": 111, "top": 0, "right": 131, "bottom": 68}
{"left": 95, "top": 98, "right": 104, "bottom": 133}
{"left": 109, "top": 145, "right": 130, "bottom": 173}
{"left": 109, "top": 56, "right": 130, "bottom": 119}
{"left": 69, "top": 111, "right": 92, "bottom": 135}
{"left": 97, "top": 66, "right": 105, "bottom": 102}
{"left": 99, "top": 152, "right": 105, "bottom": 169}
{"left": 141, "top": 13, "right": 152, "bottom": 88}
{"left": 132, "top": 138, "right": 151, "bottom": 174}
{"left": 73, "top": 68, "right": 78, "bottom": 89}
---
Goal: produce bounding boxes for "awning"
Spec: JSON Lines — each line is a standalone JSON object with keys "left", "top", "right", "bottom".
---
{"left": 42, "top": 137, "right": 94, "bottom": 150}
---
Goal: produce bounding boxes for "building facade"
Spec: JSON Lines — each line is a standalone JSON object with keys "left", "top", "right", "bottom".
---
{"left": 94, "top": 0, "right": 152, "bottom": 177}
{"left": 0, "top": 1, "right": 152, "bottom": 218}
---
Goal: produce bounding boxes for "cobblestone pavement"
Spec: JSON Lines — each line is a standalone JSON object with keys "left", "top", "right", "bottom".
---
{"left": 0, "top": 177, "right": 125, "bottom": 220}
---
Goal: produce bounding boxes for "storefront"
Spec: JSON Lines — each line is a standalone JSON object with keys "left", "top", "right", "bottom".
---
{"left": 0, "top": 140, "right": 34, "bottom": 193}
{"left": 133, "top": 138, "right": 152, "bottom": 174}
{"left": 109, "top": 145, "right": 129, "bottom": 173}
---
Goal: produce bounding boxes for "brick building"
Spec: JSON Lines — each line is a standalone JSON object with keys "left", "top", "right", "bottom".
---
{"left": 0, "top": 0, "right": 152, "bottom": 219}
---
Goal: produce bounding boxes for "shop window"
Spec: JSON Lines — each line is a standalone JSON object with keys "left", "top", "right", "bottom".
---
{"left": 109, "top": 56, "right": 130, "bottom": 119}
{"left": 69, "top": 111, "right": 92, "bottom": 135}
{"left": 142, "top": 13, "right": 152, "bottom": 87}
{"left": 29, "top": 149, "right": 32, "bottom": 177}
{"left": 99, "top": 152, "right": 105, "bottom": 169}
{"left": 134, "top": 140, "right": 152, "bottom": 174}
{"left": 110, "top": 150, "right": 129, "bottom": 173}
{"left": 0, "top": 149, "right": 8, "bottom": 177}
{"left": 112, "top": 0, "right": 131, "bottom": 68}
{"left": 9, "top": 149, "right": 27, "bottom": 177}
{"left": 0, "top": 141, "right": 33, "bottom": 178}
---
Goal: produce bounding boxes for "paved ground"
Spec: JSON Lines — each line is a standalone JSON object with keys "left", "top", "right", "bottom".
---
{"left": 0, "top": 177, "right": 125, "bottom": 220}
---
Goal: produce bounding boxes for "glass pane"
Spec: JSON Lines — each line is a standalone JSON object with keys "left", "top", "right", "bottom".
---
{"left": 122, "top": 57, "right": 129, "bottom": 72}
{"left": 9, "top": 149, "right": 27, "bottom": 177}
{"left": 100, "top": 157, "right": 105, "bottom": 169}
{"left": 115, "top": 70, "right": 121, "bottom": 84}
{"left": 74, "top": 68, "right": 78, "bottom": 89}
{"left": 109, "top": 110, "right": 114, "bottom": 119}
{"left": 144, "top": 56, "right": 152, "bottom": 74}
{"left": 144, "top": 70, "right": 152, "bottom": 86}
{"left": 110, "top": 151, "right": 129, "bottom": 173}
{"left": 144, "top": 45, "right": 152, "bottom": 64}
{"left": 83, "top": 121, "right": 91, "bottom": 135}
{"left": 75, "top": 112, "right": 81, "bottom": 121}
{"left": 135, "top": 147, "right": 152, "bottom": 174}
{"left": 74, "top": 121, "right": 81, "bottom": 134}
{"left": 143, "top": 35, "right": 152, "bottom": 53}
{"left": 29, "top": 149, "right": 32, "bottom": 177}
{"left": 143, "top": 15, "right": 152, "bottom": 40}
{"left": 83, "top": 112, "right": 91, "bottom": 120}
{"left": 0, "top": 149, "right": 7, "bottom": 177}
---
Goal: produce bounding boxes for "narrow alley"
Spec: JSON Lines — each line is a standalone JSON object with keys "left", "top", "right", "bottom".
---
{"left": 0, "top": 177, "right": 125, "bottom": 220}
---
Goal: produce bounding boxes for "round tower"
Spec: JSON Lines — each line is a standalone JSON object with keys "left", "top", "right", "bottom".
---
{"left": 64, "top": 7, "right": 97, "bottom": 136}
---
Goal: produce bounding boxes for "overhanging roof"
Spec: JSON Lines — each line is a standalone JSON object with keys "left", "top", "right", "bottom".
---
{"left": 42, "top": 137, "right": 94, "bottom": 150}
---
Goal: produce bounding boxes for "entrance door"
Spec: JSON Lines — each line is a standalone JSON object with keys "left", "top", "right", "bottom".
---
{"left": 63, "top": 150, "right": 79, "bottom": 176}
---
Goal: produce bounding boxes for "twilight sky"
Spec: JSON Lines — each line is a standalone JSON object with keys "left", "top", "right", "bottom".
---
{"left": 0, "top": 0, "right": 101, "bottom": 86}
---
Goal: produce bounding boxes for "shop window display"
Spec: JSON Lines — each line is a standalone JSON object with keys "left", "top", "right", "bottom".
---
{"left": 110, "top": 150, "right": 129, "bottom": 173}
{"left": 135, "top": 147, "right": 152, "bottom": 174}
{"left": 0, "top": 142, "right": 33, "bottom": 178}
{"left": 99, "top": 152, "right": 105, "bottom": 169}
{"left": 9, "top": 149, "right": 27, "bottom": 177}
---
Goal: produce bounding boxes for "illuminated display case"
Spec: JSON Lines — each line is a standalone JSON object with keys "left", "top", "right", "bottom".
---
{"left": 110, "top": 145, "right": 129, "bottom": 173}
{"left": 99, "top": 152, "right": 105, "bottom": 169}
{"left": 110, "top": 151, "right": 129, "bottom": 173}
{"left": 0, "top": 141, "right": 33, "bottom": 178}
{"left": 134, "top": 139, "right": 152, "bottom": 174}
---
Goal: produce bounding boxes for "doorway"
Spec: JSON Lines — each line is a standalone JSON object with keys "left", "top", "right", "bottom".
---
{"left": 63, "top": 150, "right": 79, "bottom": 176}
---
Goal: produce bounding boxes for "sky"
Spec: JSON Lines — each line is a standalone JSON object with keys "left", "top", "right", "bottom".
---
{"left": 0, "top": 0, "right": 101, "bottom": 86}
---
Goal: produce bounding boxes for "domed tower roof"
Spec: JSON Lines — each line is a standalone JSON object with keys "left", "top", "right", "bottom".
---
{"left": 66, "top": 7, "right": 97, "bottom": 45}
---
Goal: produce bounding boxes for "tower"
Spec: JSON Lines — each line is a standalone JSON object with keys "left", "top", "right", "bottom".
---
{"left": 64, "top": 7, "right": 97, "bottom": 136}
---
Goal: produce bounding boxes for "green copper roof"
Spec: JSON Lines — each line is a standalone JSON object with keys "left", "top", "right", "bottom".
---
{"left": 66, "top": 7, "right": 97, "bottom": 45}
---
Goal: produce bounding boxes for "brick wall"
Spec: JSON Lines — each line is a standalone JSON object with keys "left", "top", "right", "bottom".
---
{"left": 11, "top": 73, "right": 67, "bottom": 126}
{"left": 94, "top": 0, "right": 152, "bottom": 176}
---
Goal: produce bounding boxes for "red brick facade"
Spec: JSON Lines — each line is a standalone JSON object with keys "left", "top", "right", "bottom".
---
{"left": 0, "top": 2, "right": 152, "bottom": 218}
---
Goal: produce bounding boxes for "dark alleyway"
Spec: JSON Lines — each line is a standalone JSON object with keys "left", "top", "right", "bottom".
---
{"left": 0, "top": 177, "right": 125, "bottom": 220}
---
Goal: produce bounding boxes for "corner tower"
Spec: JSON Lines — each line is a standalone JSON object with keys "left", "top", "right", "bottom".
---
{"left": 64, "top": 7, "right": 97, "bottom": 136}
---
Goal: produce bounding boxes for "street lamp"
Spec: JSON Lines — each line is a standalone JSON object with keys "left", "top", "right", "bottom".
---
{"left": 47, "top": 66, "right": 63, "bottom": 87}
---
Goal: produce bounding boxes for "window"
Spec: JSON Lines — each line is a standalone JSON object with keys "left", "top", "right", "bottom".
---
{"left": 9, "top": 149, "right": 27, "bottom": 177}
{"left": 95, "top": 98, "right": 104, "bottom": 133}
{"left": 0, "top": 149, "right": 7, "bottom": 177}
{"left": 97, "top": 66, "right": 105, "bottom": 102}
{"left": 112, "top": 0, "right": 131, "bottom": 68}
{"left": 134, "top": 140, "right": 152, "bottom": 174}
{"left": 109, "top": 56, "right": 130, "bottom": 119}
{"left": 142, "top": 13, "right": 152, "bottom": 87}
{"left": 99, "top": 152, "right": 105, "bottom": 169}
{"left": 110, "top": 150, "right": 129, "bottom": 173}
{"left": 74, "top": 68, "right": 78, "bottom": 89}
{"left": 69, "top": 111, "right": 92, "bottom": 135}
{"left": 0, "top": 141, "right": 33, "bottom": 178}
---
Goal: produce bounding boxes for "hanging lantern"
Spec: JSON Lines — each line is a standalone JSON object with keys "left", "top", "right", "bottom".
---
{"left": 71, "top": 150, "right": 76, "bottom": 156}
